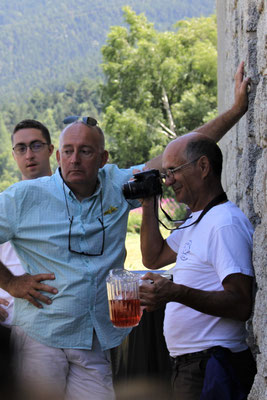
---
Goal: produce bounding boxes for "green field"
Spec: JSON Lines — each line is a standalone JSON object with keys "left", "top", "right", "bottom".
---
{"left": 124, "top": 231, "right": 175, "bottom": 272}
{"left": 125, "top": 232, "right": 146, "bottom": 271}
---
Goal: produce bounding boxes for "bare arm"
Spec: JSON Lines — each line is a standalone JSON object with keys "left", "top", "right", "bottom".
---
{"left": 141, "top": 198, "right": 177, "bottom": 269}
{"left": 145, "top": 154, "right": 163, "bottom": 172}
{"left": 194, "top": 61, "right": 250, "bottom": 141}
{"left": 0, "top": 261, "right": 58, "bottom": 309}
{"left": 145, "top": 62, "right": 250, "bottom": 170}
{"left": 140, "top": 272, "right": 253, "bottom": 321}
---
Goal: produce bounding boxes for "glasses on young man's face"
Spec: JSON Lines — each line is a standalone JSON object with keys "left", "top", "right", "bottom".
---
{"left": 162, "top": 156, "right": 201, "bottom": 181}
{"left": 63, "top": 116, "right": 98, "bottom": 127}
{"left": 13, "top": 140, "right": 49, "bottom": 155}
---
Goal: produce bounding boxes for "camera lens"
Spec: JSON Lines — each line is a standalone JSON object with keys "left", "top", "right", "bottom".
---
{"left": 122, "top": 181, "right": 143, "bottom": 199}
{"left": 122, "top": 169, "right": 162, "bottom": 200}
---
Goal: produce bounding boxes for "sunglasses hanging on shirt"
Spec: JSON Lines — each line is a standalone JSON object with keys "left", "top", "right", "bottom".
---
{"left": 62, "top": 178, "right": 105, "bottom": 256}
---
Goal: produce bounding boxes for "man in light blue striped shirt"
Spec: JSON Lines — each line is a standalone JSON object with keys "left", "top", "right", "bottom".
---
{"left": 0, "top": 63, "right": 250, "bottom": 400}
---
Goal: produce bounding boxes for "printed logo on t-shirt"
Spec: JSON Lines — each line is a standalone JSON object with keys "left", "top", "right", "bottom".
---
{"left": 180, "top": 240, "right": 192, "bottom": 261}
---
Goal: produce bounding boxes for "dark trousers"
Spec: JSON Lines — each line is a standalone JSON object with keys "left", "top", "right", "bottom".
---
{"left": 171, "top": 347, "right": 256, "bottom": 400}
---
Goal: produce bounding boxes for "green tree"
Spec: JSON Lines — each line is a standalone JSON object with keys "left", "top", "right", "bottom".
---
{"left": 0, "top": 113, "right": 20, "bottom": 191}
{"left": 101, "top": 7, "right": 217, "bottom": 166}
{"left": 0, "top": 151, "right": 20, "bottom": 191}
{"left": 0, "top": 113, "right": 10, "bottom": 150}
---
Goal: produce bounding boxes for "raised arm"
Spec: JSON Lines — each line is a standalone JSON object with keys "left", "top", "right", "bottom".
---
{"left": 194, "top": 61, "right": 250, "bottom": 141}
{"left": 145, "top": 62, "right": 250, "bottom": 171}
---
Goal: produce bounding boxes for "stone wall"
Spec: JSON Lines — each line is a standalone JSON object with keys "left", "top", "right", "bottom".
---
{"left": 217, "top": 0, "right": 267, "bottom": 398}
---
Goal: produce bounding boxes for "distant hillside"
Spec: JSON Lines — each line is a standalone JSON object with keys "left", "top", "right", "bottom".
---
{"left": 0, "top": 0, "right": 215, "bottom": 102}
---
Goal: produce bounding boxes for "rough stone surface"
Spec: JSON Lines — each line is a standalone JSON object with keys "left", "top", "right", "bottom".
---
{"left": 217, "top": 0, "right": 266, "bottom": 398}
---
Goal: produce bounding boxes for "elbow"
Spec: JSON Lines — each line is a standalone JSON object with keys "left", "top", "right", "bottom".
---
{"left": 142, "top": 256, "right": 158, "bottom": 270}
{"left": 234, "top": 301, "right": 253, "bottom": 322}
{"left": 240, "top": 306, "right": 253, "bottom": 322}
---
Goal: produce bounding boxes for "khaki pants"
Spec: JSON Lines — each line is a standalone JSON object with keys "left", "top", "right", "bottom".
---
{"left": 11, "top": 326, "right": 115, "bottom": 400}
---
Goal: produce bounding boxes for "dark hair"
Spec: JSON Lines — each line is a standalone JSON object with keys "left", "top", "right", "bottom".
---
{"left": 185, "top": 137, "right": 223, "bottom": 178}
{"left": 12, "top": 119, "right": 52, "bottom": 145}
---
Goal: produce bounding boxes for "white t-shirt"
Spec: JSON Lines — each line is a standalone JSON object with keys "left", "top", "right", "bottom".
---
{"left": 165, "top": 201, "right": 254, "bottom": 357}
{"left": 0, "top": 242, "right": 25, "bottom": 327}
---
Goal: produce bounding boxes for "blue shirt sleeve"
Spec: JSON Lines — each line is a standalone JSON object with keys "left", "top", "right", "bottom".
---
{"left": 0, "top": 185, "right": 18, "bottom": 243}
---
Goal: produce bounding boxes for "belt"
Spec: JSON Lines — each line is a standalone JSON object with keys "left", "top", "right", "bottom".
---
{"left": 171, "top": 346, "right": 220, "bottom": 367}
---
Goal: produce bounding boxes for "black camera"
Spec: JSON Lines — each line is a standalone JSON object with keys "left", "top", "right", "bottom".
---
{"left": 122, "top": 169, "right": 162, "bottom": 200}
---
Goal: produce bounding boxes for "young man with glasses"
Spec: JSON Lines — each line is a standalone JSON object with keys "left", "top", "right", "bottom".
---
{"left": 0, "top": 119, "right": 54, "bottom": 398}
{"left": 0, "top": 119, "right": 55, "bottom": 326}
{"left": 139, "top": 133, "right": 256, "bottom": 399}
{"left": 11, "top": 119, "right": 54, "bottom": 180}
{"left": 0, "top": 63, "right": 251, "bottom": 399}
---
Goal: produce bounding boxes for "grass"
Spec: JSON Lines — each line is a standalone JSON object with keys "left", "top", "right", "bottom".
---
{"left": 124, "top": 230, "right": 175, "bottom": 272}
{"left": 125, "top": 232, "right": 146, "bottom": 271}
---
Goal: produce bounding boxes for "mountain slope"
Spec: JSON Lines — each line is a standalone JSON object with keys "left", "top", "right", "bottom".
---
{"left": 0, "top": 0, "right": 215, "bottom": 102}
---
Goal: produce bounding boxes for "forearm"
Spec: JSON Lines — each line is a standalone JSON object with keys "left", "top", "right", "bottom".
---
{"left": 145, "top": 154, "right": 163, "bottom": 172}
{"left": 194, "top": 104, "right": 246, "bottom": 142}
{"left": 195, "top": 61, "right": 250, "bottom": 142}
{"left": 141, "top": 201, "right": 165, "bottom": 268}
{"left": 170, "top": 283, "right": 251, "bottom": 321}
{"left": 0, "top": 261, "right": 13, "bottom": 292}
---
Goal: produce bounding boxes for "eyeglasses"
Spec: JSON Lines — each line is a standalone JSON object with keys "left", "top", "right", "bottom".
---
{"left": 13, "top": 141, "right": 49, "bottom": 155}
{"left": 68, "top": 214, "right": 105, "bottom": 256}
{"left": 63, "top": 116, "right": 98, "bottom": 127}
{"left": 162, "top": 157, "right": 201, "bottom": 180}
{"left": 62, "top": 181, "right": 105, "bottom": 256}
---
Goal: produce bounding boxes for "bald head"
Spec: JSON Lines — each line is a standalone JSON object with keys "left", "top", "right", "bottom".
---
{"left": 59, "top": 121, "right": 105, "bottom": 151}
{"left": 164, "top": 132, "right": 223, "bottom": 179}
{"left": 164, "top": 132, "right": 207, "bottom": 159}
{"left": 56, "top": 121, "right": 109, "bottom": 200}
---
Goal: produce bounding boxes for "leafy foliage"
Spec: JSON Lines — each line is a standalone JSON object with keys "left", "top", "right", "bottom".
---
{"left": 127, "top": 209, "right": 143, "bottom": 234}
{"left": 127, "top": 199, "right": 187, "bottom": 235}
{"left": 0, "top": 7, "right": 217, "bottom": 192}
{"left": 101, "top": 8, "right": 217, "bottom": 167}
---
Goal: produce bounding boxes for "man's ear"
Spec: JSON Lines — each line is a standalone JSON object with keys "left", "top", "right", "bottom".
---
{"left": 56, "top": 149, "right": 61, "bottom": 167}
{"left": 100, "top": 150, "right": 109, "bottom": 168}
{"left": 198, "top": 155, "right": 210, "bottom": 179}
{"left": 48, "top": 144, "right": 54, "bottom": 157}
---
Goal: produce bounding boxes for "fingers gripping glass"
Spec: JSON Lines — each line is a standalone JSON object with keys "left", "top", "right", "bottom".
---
{"left": 13, "top": 141, "right": 49, "bottom": 155}
{"left": 62, "top": 181, "right": 105, "bottom": 256}
{"left": 63, "top": 116, "right": 98, "bottom": 127}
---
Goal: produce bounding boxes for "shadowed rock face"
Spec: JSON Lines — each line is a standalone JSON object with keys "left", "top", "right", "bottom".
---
{"left": 217, "top": 1, "right": 267, "bottom": 399}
